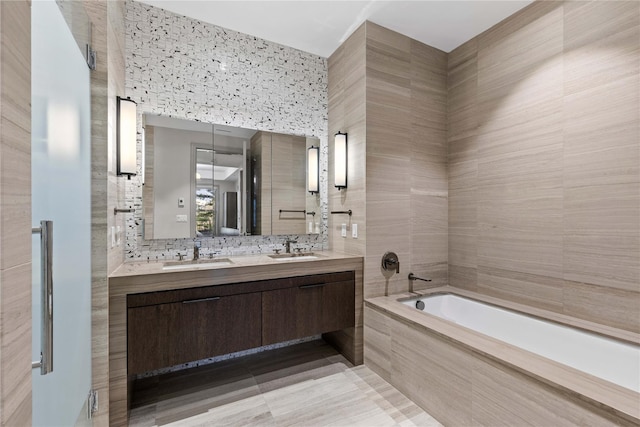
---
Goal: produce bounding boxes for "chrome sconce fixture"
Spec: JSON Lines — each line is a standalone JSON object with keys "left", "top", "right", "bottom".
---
{"left": 334, "top": 131, "right": 347, "bottom": 190}
{"left": 307, "top": 145, "right": 319, "bottom": 194}
{"left": 116, "top": 96, "right": 137, "bottom": 179}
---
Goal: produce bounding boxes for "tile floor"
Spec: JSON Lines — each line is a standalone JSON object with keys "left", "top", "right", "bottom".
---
{"left": 128, "top": 340, "right": 442, "bottom": 426}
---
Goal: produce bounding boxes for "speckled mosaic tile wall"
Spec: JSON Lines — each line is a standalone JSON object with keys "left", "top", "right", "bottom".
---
{"left": 124, "top": 1, "right": 328, "bottom": 261}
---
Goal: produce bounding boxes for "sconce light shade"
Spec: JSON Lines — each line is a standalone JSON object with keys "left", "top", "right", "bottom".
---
{"left": 307, "top": 145, "right": 319, "bottom": 194}
{"left": 334, "top": 131, "right": 347, "bottom": 189}
{"left": 117, "top": 96, "right": 137, "bottom": 178}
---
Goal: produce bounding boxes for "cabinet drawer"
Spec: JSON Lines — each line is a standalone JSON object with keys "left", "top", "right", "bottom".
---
{"left": 127, "top": 271, "right": 354, "bottom": 308}
{"left": 128, "top": 292, "right": 261, "bottom": 375}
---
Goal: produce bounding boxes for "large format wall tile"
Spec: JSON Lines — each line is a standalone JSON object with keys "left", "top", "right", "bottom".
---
{"left": 411, "top": 192, "right": 448, "bottom": 290}
{"left": 563, "top": 1, "right": 640, "bottom": 294}
{"left": 448, "top": 158, "right": 477, "bottom": 270}
{"left": 448, "top": 1, "right": 640, "bottom": 332}
{"left": 563, "top": 280, "right": 640, "bottom": 333}
{"left": 365, "top": 304, "right": 637, "bottom": 427}
{"left": 476, "top": 4, "right": 565, "bottom": 280}
{"left": 365, "top": 22, "right": 412, "bottom": 299}
{"left": 363, "top": 307, "right": 392, "bottom": 382}
{"left": 471, "top": 354, "right": 635, "bottom": 426}
{"left": 448, "top": 36, "right": 478, "bottom": 292}
{"left": 0, "top": 2, "right": 32, "bottom": 425}
{"left": 390, "top": 320, "right": 473, "bottom": 426}
{"left": 363, "top": 23, "right": 448, "bottom": 299}
{"left": 448, "top": 39, "right": 478, "bottom": 148}
{"left": 448, "top": 264, "right": 477, "bottom": 292}
{"left": 84, "top": 1, "right": 118, "bottom": 424}
{"left": 477, "top": 267, "right": 564, "bottom": 313}
{"left": 328, "top": 24, "right": 366, "bottom": 257}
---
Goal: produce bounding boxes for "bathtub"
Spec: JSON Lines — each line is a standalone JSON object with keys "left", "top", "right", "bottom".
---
{"left": 364, "top": 287, "right": 640, "bottom": 426}
{"left": 404, "top": 293, "right": 640, "bottom": 393}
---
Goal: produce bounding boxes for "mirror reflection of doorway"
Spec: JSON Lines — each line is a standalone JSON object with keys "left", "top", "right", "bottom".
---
{"left": 195, "top": 147, "right": 243, "bottom": 236}
{"left": 195, "top": 186, "right": 215, "bottom": 237}
{"left": 195, "top": 148, "right": 215, "bottom": 237}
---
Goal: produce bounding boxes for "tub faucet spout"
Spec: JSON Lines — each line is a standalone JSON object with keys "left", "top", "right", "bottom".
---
{"left": 408, "top": 272, "right": 432, "bottom": 293}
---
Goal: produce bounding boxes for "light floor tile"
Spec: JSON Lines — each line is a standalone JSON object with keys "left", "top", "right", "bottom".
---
{"left": 129, "top": 340, "right": 441, "bottom": 427}
{"left": 167, "top": 395, "right": 275, "bottom": 427}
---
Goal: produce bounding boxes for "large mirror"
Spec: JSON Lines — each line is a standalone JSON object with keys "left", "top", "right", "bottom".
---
{"left": 142, "top": 114, "right": 321, "bottom": 239}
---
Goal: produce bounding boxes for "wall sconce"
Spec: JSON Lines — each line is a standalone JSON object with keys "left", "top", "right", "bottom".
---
{"left": 334, "top": 131, "right": 347, "bottom": 190}
{"left": 116, "top": 96, "right": 137, "bottom": 179}
{"left": 307, "top": 145, "right": 319, "bottom": 194}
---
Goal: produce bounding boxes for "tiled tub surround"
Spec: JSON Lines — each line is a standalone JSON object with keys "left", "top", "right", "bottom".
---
{"left": 124, "top": 1, "right": 329, "bottom": 260}
{"left": 447, "top": 1, "right": 640, "bottom": 333}
{"left": 403, "top": 293, "right": 640, "bottom": 392}
{"left": 365, "top": 287, "right": 640, "bottom": 426}
{"left": 108, "top": 251, "right": 363, "bottom": 426}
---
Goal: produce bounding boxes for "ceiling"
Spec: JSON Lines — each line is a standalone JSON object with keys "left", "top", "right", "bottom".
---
{"left": 136, "top": 1, "right": 535, "bottom": 58}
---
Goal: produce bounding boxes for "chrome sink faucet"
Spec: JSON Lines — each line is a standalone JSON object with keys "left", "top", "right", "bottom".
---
{"left": 285, "top": 239, "right": 297, "bottom": 253}
{"left": 193, "top": 241, "right": 201, "bottom": 260}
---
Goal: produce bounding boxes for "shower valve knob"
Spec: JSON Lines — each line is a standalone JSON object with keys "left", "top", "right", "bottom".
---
{"left": 381, "top": 251, "right": 400, "bottom": 273}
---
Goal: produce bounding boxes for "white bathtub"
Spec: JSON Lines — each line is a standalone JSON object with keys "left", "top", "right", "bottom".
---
{"left": 403, "top": 293, "right": 640, "bottom": 393}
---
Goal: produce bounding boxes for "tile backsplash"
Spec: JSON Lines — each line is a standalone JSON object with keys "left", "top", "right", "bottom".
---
{"left": 124, "top": 1, "right": 328, "bottom": 261}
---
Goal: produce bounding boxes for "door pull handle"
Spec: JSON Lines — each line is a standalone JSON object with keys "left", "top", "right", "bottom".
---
{"left": 32, "top": 220, "right": 53, "bottom": 375}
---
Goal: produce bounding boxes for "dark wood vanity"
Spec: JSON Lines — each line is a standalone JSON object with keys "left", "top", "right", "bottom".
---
{"left": 108, "top": 253, "right": 363, "bottom": 426}
{"left": 127, "top": 271, "right": 355, "bottom": 375}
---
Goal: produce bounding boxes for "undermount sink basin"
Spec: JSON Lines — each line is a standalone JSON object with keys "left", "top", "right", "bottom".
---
{"left": 268, "top": 253, "right": 319, "bottom": 261}
{"left": 163, "top": 258, "right": 233, "bottom": 270}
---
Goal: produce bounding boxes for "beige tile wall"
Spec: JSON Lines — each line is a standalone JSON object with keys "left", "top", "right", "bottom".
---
{"left": 85, "top": 0, "right": 127, "bottom": 425}
{"left": 85, "top": 1, "right": 110, "bottom": 423}
{"left": 271, "top": 133, "right": 307, "bottom": 235}
{"left": 108, "top": 1, "right": 128, "bottom": 425}
{"left": 448, "top": 1, "right": 640, "bottom": 333}
{"left": 328, "top": 24, "right": 367, "bottom": 258}
{"left": 366, "top": 23, "right": 448, "bottom": 298}
{"left": 365, "top": 305, "right": 639, "bottom": 426}
{"left": 250, "top": 131, "right": 307, "bottom": 236}
{"left": 0, "top": 1, "right": 31, "bottom": 425}
{"left": 105, "top": 0, "right": 127, "bottom": 275}
{"left": 329, "top": 22, "right": 448, "bottom": 300}
{"left": 365, "top": 22, "right": 414, "bottom": 299}
{"left": 327, "top": 24, "right": 367, "bottom": 370}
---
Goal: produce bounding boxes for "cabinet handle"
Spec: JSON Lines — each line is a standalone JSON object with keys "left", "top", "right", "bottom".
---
{"left": 183, "top": 296, "right": 220, "bottom": 304}
{"left": 299, "top": 283, "right": 326, "bottom": 289}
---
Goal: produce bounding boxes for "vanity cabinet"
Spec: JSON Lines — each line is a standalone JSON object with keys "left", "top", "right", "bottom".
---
{"left": 126, "top": 271, "right": 355, "bottom": 375}
{"left": 262, "top": 275, "right": 355, "bottom": 345}
{"left": 128, "top": 291, "right": 261, "bottom": 374}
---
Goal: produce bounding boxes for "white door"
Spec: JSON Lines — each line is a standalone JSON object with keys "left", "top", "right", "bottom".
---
{"left": 31, "top": 1, "right": 92, "bottom": 425}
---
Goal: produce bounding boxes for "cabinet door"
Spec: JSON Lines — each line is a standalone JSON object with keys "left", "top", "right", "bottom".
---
{"left": 322, "top": 280, "right": 355, "bottom": 333}
{"left": 261, "top": 285, "right": 322, "bottom": 345}
{"left": 128, "top": 292, "right": 261, "bottom": 375}
{"left": 262, "top": 280, "right": 355, "bottom": 346}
